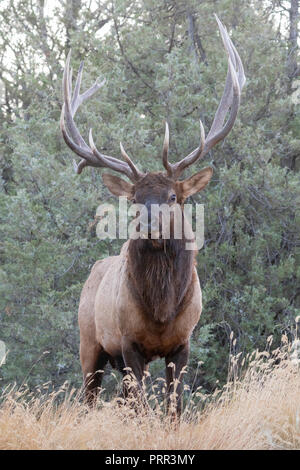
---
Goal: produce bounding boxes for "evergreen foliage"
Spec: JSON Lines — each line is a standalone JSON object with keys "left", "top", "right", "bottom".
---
{"left": 0, "top": 0, "right": 299, "bottom": 393}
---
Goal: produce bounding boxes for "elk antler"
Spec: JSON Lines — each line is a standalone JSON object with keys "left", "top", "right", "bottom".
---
{"left": 162, "top": 15, "right": 246, "bottom": 180}
{"left": 60, "top": 50, "right": 144, "bottom": 181}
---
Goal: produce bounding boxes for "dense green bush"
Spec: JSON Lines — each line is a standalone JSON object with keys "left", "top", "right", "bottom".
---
{"left": 0, "top": 0, "right": 299, "bottom": 394}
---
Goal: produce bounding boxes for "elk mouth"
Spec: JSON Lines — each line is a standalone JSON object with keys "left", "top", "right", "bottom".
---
{"left": 148, "top": 231, "right": 164, "bottom": 248}
{"left": 138, "top": 229, "right": 165, "bottom": 249}
{"left": 150, "top": 239, "right": 164, "bottom": 249}
{"left": 148, "top": 230, "right": 161, "bottom": 240}
{"left": 139, "top": 230, "right": 164, "bottom": 246}
{"left": 139, "top": 230, "right": 161, "bottom": 239}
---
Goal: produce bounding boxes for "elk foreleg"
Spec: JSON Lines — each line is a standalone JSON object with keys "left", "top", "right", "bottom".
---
{"left": 165, "top": 342, "right": 189, "bottom": 416}
{"left": 121, "top": 337, "right": 147, "bottom": 405}
{"left": 80, "top": 342, "right": 109, "bottom": 406}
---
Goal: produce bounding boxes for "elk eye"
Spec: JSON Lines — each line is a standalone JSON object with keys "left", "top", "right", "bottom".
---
{"left": 169, "top": 194, "right": 176, "bottom": 202}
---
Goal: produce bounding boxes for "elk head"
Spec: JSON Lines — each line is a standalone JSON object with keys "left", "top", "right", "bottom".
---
{"left": 60, "top": 15, "right": 245, "bottom": 242}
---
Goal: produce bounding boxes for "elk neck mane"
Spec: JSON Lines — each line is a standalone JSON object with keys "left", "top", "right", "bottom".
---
{"left": 127, "top": 237, "right": 196, "bottom": 324}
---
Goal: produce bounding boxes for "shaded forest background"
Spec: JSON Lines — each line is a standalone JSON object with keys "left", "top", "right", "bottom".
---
{"left": 0, "top": 0, "right": 299, "bottom": 395}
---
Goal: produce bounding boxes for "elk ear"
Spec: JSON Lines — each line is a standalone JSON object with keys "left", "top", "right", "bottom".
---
{"left": 102, "top": 173, "right": 134, "bottom": 198}
{"left": 178, "top": 167, "right": 213, "bottom": 200}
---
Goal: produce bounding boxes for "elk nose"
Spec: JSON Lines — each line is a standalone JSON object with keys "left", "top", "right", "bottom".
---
{"left": 139, "top": 202, "right": 160, "bottom": 237}
{"left": 149, "top": 211, "right": 160, "bottom": 239}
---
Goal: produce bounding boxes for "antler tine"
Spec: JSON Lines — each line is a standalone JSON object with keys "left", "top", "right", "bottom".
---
{"left": 165, "top": 120, "right": 206, "bottom": 178}
{"left": 163, "top": 15, "right": 245, "bottom": 179}
{"left": 60, "top": 50, "right": 143, "bottom": 181}
{"left": 204, "top": 15, "right": 244, "bottom": 148}
{"left": 162, "top": 122, "right": 172, "bottom": 175}
{"left": 120, "top": 142, "right": 144, "bottom": 180}
{"left": 60, "top": 50, "right": 104, "bottom": 167}
{"left": 88, "top": 129, "right": 134, "bottom": 180}
{"left": 204, "top": 56, "right": 240, "bottom": 152}
{"left": 72, "top": 61, "right": 84, "bottom": 115}
{"left": 215, "top": 15, "right": 246, "bottom": 90}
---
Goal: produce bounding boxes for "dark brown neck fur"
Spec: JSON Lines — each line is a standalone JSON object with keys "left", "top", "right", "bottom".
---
{"left": 127, "top": 238, "right": 196, "bottom": 324}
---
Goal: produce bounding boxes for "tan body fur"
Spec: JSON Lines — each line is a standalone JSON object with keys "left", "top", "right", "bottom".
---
{"left": 79, "top": 240, "right": 202, "bottom": 382}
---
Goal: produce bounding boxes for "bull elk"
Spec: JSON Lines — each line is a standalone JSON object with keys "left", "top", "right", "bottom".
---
{"left": 60, "top": 15, "right": 245, "bottom": 414}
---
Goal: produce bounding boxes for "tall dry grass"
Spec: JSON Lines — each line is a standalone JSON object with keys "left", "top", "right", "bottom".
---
{"left": 0, "top": 336, "right": 299, "bottom": 450}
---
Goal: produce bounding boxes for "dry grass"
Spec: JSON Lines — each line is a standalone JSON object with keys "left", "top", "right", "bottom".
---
{"left": 0, "top": 338, "right": 299, "bottom": 450}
